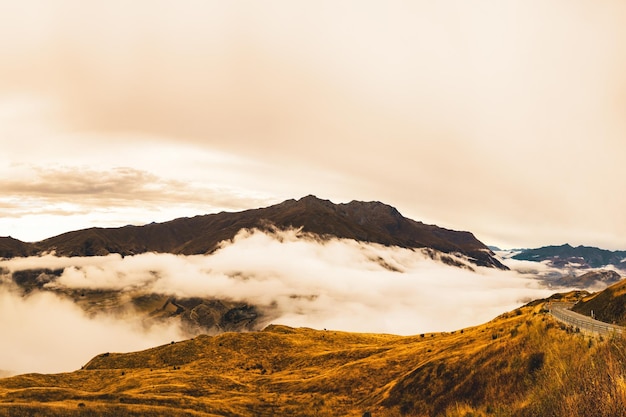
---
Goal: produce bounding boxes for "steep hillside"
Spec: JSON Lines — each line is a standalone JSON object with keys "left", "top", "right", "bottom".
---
{"left": 513, "top": 244, "right": 626, "bottom": 269}
{"left": 1, "top": 299, "right": 624, "bottom": 417}
{"left": 572, "top": 279, "right": 626, "bottom": 325}
{"left": 10, "top": 196, "right": 505, "bottom": 269}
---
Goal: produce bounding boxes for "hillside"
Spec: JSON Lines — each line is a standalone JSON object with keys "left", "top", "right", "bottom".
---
{"left": 513, "top": 244, "right": 626, "bottom": 269}
{"left": 572, "top": 279, "right": 626, "bottom": 326}
{"left": 1, "top": 298, "right": 625, "bottom": 417}
{"left": 0, "top": 237, "right": 35, "bottom": 259}
{"left": 3, "top": 196, "right": 505, "bottom": 269}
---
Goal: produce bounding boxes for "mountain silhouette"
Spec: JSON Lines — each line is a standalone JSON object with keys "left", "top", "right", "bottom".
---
{"left": 513, "top": 243, "right": 626, "bottom": 269}
{"left": 2, "top": 195, "right": 505, "bottom": 269}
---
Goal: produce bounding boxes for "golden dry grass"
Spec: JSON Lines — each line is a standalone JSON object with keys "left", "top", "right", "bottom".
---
{"left": 0, "top": 300, "right": 624, "bottom": 416}
{"left": 572, "top": 279, "right": 626, "bottom": 325}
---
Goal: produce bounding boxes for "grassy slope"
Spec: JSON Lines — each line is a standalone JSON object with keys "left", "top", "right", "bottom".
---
{"left": 0, "top": 299, "right": 625, "bottom": 416}
{"left": 572, "top": 279, "right": 626, "bottom": 325}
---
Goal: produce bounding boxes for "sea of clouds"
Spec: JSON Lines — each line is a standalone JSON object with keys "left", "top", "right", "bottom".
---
{"left": 0, "top": 229, "right": 555, "bottom": 375}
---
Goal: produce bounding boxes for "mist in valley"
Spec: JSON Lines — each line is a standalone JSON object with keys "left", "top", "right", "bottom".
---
{"left": 0, "top": 229, "right": 555, "bottom": 375}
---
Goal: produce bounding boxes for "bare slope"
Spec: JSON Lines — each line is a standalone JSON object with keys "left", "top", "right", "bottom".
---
{"left": 1, "top": 298, "right": 624, "bottom": 417}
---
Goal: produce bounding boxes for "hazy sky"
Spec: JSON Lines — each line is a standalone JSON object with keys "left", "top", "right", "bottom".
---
{"left": 1, "top": 0, "right": 625, "bottom": 249}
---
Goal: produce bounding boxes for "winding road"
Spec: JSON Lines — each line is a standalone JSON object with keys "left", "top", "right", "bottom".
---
{"left": 548, "top": 302, "right": 624, "bottom": 337}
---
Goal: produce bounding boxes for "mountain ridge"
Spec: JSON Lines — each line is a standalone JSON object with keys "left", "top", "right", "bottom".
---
{"left": 2, "top": 195, "right": 506, "bottom": 269}
{"left": 0, "top": 237, "right": 35, "bottom": 258}
{"left": 512, "top": 243, "right": 626, "bottom": 269}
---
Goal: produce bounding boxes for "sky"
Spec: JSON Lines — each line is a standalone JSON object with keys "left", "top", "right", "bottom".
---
{"left": 1, "top": 0, "right": 625, "bottom": 250}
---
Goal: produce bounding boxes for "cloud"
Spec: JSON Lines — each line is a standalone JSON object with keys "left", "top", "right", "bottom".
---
{"left": 0, "top": 286, "right": 184, "bottom": 376}
{"left": 500, "top": 257, "right": 561, "bottom": 276}
{"left": 500, "top": 256, "right": 625, "bottom": 292}
{"left": 1, "top": 166, "right": 163, "bottom": 197}
{"left": 0, "top": 165, "right": 270, "bottom": 212}
{"left": 0, "top": 165, "right": 275, "bottom": 243}
{"left": 0, "top": 229, "right": 554, "bottom": 374}
{"left": 1, "top": 1, "right": 626, "bottom": 250}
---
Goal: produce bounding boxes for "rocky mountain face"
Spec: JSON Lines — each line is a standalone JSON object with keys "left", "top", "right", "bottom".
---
{"left": 2, "top": 195, "right": 505, "bottom": 269}
{"left": 513, "top": 244, "right": 626, "bottom": 269}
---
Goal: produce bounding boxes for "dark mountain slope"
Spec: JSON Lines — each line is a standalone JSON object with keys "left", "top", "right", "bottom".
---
{"left": 513, "top": 244, "right": 626, "bottom": 268}
{"left": 36, "top": 195, "right": 505, "bottom": 269}
{"left": 0, "top": 237, "right": 35, "bottom": 258}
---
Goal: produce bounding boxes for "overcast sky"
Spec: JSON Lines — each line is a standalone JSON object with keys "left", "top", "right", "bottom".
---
{"left": 1, "top": 0, "right": 625, "bottom": 250}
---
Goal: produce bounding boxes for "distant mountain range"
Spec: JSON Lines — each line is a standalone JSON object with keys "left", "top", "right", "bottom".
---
{"left": 512, "top": 244, "right": 626, "bottom": 269}
{"left": 0, "top": 195, "right": 505, "bottom": 269}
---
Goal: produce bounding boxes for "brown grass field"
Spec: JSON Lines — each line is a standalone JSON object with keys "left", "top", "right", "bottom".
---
{"left": 1, "top": 293, "right": 625, "bottom": 416}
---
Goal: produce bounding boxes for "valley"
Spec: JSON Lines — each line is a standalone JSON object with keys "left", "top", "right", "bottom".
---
{"left": 0, "top": 197, "right": 625, "bottom": 416}
{"left": 0, "top": 294, "right": 624, "bottom": 416}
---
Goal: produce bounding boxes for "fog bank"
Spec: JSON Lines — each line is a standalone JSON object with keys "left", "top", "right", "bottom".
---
{"left": 0, "top": 229, "right": 553, "bottom": 374}
{"left": 0, "top": 287, "right": 184, "bottom": 375}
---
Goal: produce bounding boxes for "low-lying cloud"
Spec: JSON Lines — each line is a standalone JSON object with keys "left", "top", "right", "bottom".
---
{"left": 0, "top": 229, "right": 554, "bottom": 375}
{"left": 0, "top": 287, "right": 184, "bottom": 376}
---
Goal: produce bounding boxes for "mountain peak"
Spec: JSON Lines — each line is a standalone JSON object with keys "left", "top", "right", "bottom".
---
{"left": 299, "top": 194, "right": 325, "bottom": 202}
{"left": 4, "top": 197, "right": 506, "bottom": 269}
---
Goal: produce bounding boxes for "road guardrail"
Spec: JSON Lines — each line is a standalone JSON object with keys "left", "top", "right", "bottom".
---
{"left": 548, "top": 302, "right": 624, "bottom": 337}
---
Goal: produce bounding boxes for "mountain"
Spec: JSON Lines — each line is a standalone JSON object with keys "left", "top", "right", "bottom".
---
{"left": 0, "top": 237, "right": 35, "bottom": 259}
{"left": 512, "top": 243, "right": 626, "bottom": 269}
{"left": 3, "top": 196, "right": 506, "bottom": 269}
{"left": 0, "top": 297, "right": 624, "bottom": 416}
{"left": 552, "top": 269, "right": 623, "bottom": 289}
{"left": 1, "top": 196, "right": 506, "bottom": 338}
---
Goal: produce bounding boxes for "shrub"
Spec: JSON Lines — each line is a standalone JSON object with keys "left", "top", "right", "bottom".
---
{"left": 527, "top": 352, "right": 545, "bottom": 375}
